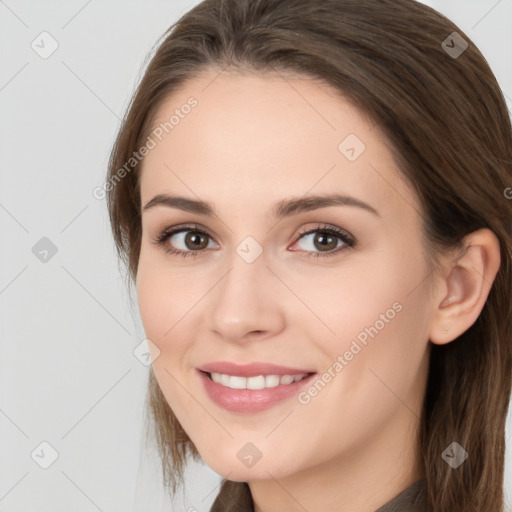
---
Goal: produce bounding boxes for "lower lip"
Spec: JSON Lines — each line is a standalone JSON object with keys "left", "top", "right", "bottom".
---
{"left": 197, "top": 370, "right": 316, "bottom": 413}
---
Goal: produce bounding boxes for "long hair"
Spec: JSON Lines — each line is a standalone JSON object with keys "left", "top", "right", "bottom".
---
{"left": 105, "top": 1, "right": 512, "bottom": 510}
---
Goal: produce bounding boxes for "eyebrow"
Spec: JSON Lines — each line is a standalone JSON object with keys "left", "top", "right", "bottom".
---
{"left": 142, "top": 193, "right": 380, "bottom": 219}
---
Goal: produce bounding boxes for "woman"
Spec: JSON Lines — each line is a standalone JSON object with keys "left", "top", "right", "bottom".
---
{"left": 106, "top": 0, "right": 512, "bottom": 510}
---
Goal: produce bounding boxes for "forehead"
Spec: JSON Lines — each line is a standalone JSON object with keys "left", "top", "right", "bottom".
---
{"left": 138, "top": 69, "right": 417, "bottom": 220}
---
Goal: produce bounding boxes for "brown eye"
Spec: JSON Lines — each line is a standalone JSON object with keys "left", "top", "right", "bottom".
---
{"left": 152, "top": 225, "right": 217, "bottom": 258}
{"left": 291, "top": 224, "right": 356, "bottom": 259}
{"left": 311, "top": 232, "right": 339, "bottom": 251}
{"left": 183, "top": 231, "right": 209, "bottom": 250}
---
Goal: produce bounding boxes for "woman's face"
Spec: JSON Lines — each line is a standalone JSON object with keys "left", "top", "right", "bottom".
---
{"left": 136, "top": 69, "right": 434, "bottom": 482}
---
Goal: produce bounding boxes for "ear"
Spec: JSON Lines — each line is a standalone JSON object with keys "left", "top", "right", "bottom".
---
{"left": 429, "top": 228, "right": 501, "bottom": 345}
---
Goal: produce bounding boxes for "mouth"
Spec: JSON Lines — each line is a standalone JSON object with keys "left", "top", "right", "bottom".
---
{"left": 200, "top": 370, "right": 314, "bottom": 390}
{"left": 196, "top": 362, "right": 318, "bottom": 413}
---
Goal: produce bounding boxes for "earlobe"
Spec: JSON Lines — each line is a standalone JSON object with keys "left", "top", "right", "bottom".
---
{"left": 429, "top": 229, "right": 501, "bottom": 345}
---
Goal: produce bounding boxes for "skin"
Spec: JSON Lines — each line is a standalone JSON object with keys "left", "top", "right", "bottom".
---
{"left": 135, "top": 68, "right": 501, "bottom": 512}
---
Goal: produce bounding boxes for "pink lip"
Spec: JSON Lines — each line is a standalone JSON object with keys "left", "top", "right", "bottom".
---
{"left": 198, "top": 361, "right": 315, "bottom": 377}
{"left": 196, "top": 362, "right": 317, "bottom": 413}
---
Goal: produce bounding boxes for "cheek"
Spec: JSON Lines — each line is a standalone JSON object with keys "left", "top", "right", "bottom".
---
{"left": 322, "top": 251, "right": 430, "bottom": 402}
{"left": 290, "top": 253, "right": 415, "bottom": 336}
{"left": 136, "top": 254, "right": 208, "bottom": 375}
{"left": 298, "top": 246, "right": 429, "bottom": 374}
{"left": 136, "top": 263, "right": 195, "bottom": 415}
{"left": 136, "top": 255, "right": 182, "bottom": 353}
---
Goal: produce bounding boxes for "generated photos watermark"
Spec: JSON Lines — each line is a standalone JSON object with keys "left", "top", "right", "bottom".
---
{"left": 93, "top": 96, "right": 198, "bottom": 200}
{"left": 298, "top": 301, "right": 403, "bottom": 405}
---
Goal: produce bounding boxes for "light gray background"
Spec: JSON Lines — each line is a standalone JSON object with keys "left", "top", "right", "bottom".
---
{"left": 1, "top": 1, "right": 511, "bottom": 511}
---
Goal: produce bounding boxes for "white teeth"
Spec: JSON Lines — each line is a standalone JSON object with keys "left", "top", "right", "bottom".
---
{"left": 247, "top": 375, "right": 266, "bottom": 390}
{"left": 265, "top": 375, "right": 280, "bottom": 388}
{"left": 209, "top": 372, "right": 308, "bottom": 389}
{"left": 229, "top": 376, "right": 247, "bottom": 389}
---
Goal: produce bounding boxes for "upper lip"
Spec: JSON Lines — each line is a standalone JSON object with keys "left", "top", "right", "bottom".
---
{"left": 198, "top": 361, "right": 316, "bottom": 377}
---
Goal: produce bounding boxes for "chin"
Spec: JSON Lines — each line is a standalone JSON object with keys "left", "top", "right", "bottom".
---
{"left": 197, "top": 443, "right": 301, "bottom": 482}
{"left": 208, "top": 462, "right": 292, "bottom": 483}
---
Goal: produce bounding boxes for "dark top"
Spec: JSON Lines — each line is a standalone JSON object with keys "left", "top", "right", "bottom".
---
{"left": 376, "top": 478, "right": 430, "bottom": 512}
{"left": 210, "top": 477, "right": 431, "bottom": 511}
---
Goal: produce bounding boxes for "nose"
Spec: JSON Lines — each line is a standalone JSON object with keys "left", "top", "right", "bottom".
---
{"left": 205, "top": 251, "right": 286, "bottom": 345}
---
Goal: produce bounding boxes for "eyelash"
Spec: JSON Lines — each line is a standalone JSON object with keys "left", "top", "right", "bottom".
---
{"left": 151, "top": 223, "right": 356, "bottom": 260}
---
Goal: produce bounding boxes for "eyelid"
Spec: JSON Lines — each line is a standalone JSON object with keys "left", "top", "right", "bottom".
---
{"left": 295, "top": 223, "right": 354, "bottom": 241}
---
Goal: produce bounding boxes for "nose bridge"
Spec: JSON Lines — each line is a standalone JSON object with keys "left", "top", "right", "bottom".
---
{"left": 206, "top": 241, "right": 285, "bottom": 342}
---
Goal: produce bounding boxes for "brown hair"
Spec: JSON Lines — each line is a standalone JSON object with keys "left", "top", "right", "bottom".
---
{"left": 106, "top": 0, "right": 512, "bottom": 510}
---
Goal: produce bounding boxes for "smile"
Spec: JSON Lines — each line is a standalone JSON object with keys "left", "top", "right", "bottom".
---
{"left": 197, "top": 365, "right": 317, "bottom": 413}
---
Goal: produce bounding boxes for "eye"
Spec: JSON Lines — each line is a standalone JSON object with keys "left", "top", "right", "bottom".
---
{"left": 152, "top": 223, "right": 356, "bottom": 259}
{"left": 290, "top": 224, "right": 355, "bottom": 259}
{"left": 151, "top": 224, "right": 217, "bottom": 258}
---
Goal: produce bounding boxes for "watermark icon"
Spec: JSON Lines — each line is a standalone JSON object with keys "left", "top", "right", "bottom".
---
{"left": 298, "top": 301, "right": 403, "bottom": 405}
{"left": 31, "top": 441, "right": 59, "bottom": 469}
{"left": 338, "top": 133, "right": 366, "bottom": 161}
{"left": 237, "top": 442, "right": 263, "bottom": 468}
{"left": 32, "top": 237, "right": 58, "bottom": 263}
{"left": 441, "top": 32, "right": 468, "bottom": 59}
{"left": 236, "top": 236, "right": 263, "bottom": 263}
{"left": 133, "top": 338, "right": 161, "bottom": 366}
{"left": 504, "top": 187, "right": 512, "bottom": 200}
{"left": 442, "top": 441, "right": 468, "bottom": 468}
{"left": 92, "top": 97, "right": 198, "bottom": 200}
{"left": 31, "top": 31, "right": 59, "bottom": 59}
